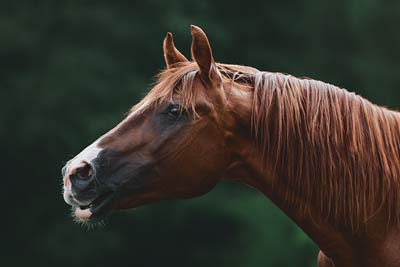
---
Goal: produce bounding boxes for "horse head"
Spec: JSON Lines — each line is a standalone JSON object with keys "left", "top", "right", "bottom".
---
{"left": 62, "top": 26, "right": 242, "bottom": 221}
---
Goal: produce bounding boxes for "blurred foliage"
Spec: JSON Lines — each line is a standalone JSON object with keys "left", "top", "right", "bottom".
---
{"left": 1, "top": 0, "right": 400, "bottom": 266}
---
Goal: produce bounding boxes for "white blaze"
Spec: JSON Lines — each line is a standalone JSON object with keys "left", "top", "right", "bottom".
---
{"left": 63, "top": 140, "right": 102, "bottom": 202}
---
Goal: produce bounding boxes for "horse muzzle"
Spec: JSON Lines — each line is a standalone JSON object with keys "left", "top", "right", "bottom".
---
{"left": 62, "top": 160, "right": 115, "bottom": 221}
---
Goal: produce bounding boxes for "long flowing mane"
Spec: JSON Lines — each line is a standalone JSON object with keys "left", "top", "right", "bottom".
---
{"left": 250, "top": 70, "right": 400, "bottom": 231}
{"left": 136, "top": 62, "right": 400, "bottom": 231}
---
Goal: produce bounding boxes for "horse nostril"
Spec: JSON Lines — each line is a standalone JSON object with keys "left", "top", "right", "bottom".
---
{"left": 73, "top": 162, "right": 93, "bottom": 180}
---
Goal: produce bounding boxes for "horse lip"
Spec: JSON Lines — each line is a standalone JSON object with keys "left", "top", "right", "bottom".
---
{"left": 75, "top": 191, "right": 116, "bottom": 220}
{"left": 91, "top": 191, "right": 115, "bottom": 215}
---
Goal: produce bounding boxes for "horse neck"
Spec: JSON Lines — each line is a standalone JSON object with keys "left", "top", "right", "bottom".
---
{"left": 223, "top": 72, "right": 400, "bottom": 222}
{"left": 221, "top": 80, "right": 363, "bottom": 265}
{"left": 221, "top": 75, "right": 400, "bottom": 265}
{"left": 222, "top": 80, "right": 314, "bottom": 208}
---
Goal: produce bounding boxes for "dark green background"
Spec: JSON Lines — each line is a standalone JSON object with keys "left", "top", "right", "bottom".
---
{"left": 2, "top": 1, "right": 399, "bottom": 266}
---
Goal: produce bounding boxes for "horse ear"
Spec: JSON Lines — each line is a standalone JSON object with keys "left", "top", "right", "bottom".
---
{"left": 163, "top": 32, "right": 188, "bottom": 68}
{"left": 190, "top": 25, "right": 221, "bottom": 84}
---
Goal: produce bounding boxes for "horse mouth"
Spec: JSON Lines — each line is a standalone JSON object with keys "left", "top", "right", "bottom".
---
{"left": 74, "top": 191, "right": 115, "bottom": 221}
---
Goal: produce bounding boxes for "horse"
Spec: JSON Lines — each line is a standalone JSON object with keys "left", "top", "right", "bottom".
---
{"left": 62, "top": 25, "right": 400, "bottom": 267}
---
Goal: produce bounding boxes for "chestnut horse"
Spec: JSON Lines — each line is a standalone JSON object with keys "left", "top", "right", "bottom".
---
{"left": 62, "top": 26, "right": 400, "bottom": 267}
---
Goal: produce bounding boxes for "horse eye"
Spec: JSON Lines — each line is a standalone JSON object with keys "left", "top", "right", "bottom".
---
{"left": 167, "top": 105, "right": 183, "bottom": 118}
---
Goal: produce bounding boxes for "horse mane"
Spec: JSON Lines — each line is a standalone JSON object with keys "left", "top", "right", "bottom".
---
{"left": 137, "top": 62, "right": 400, "bottom": 231}
{"left": 249, "top": 71, "right": 400, "bottom": 231}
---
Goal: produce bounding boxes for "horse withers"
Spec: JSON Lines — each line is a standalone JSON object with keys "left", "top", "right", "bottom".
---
{"left": 62, "top": 25, "right": 400, "bottom": 267}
